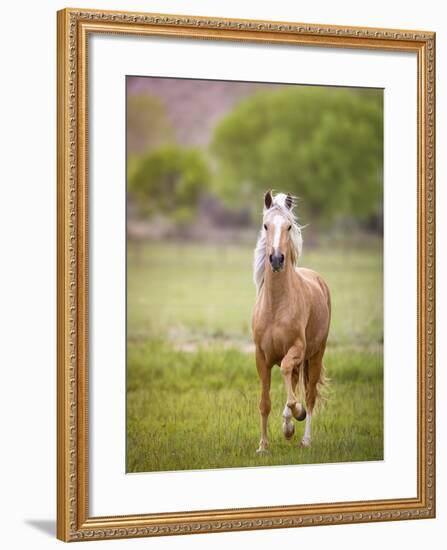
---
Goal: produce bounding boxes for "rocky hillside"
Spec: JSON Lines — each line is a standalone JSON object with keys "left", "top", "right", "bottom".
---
{"left": 127, "top": 76, "right": 286, "bottom": 148}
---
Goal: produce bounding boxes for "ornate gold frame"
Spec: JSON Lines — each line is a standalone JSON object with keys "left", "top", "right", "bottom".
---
{"left": 57, "top": 7, "right": 436, "bottom": 542}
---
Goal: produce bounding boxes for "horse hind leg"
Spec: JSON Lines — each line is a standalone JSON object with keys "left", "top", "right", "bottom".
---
{"left": 301, "top": 352, "right": 325, "bottom": 448}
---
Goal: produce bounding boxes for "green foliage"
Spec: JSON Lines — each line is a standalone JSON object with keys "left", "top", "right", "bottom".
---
{"left": 128, "top": 146, "right": 210, "bottom": 222}
{"left": 211, "top": 87, "right": 383, "bottom": 226}
{"left": 127, "top": 94, "right": 173, "bottom": 153}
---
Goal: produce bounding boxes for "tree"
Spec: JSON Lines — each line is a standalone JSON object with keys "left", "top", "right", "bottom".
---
{"left": 128, "top": 145, "right": 210, "bottom": 223}
{"left": 211, "top": 87, "right": 383, "bottom": 227}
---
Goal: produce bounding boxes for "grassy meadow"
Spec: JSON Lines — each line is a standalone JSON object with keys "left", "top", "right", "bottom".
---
{"left": 127, "top": 241, "right": 383, "bottom": 472}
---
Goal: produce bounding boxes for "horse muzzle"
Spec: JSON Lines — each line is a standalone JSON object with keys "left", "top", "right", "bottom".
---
{"left": 269, "top": 251, "right": 285, "bottom": 272}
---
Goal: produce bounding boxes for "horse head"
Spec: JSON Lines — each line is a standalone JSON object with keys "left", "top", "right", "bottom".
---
{"left": 262, "top": 190, "right": 299, "bottom": 273}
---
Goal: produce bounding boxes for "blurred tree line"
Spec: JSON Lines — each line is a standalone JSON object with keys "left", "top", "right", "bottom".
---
{"left": 127, "top": 86, "right": 383, "bottom": 232}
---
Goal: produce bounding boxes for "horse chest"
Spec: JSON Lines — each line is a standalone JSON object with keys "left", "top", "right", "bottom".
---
{"left": 258, "top": 319, "right": 300, "bottom": 364}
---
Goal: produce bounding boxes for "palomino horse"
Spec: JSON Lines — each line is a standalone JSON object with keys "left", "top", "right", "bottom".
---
{"left": 252, "top": 190, "right": 331, "bottom": 452}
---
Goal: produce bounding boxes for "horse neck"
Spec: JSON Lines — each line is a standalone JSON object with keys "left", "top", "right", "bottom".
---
{"left": 262, "top": 250, "right": 298, "bottom": 308}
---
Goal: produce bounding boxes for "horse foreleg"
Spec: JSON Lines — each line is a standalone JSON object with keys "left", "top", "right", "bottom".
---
{"left": 256, "top": 348, "right": 271, "bottom": 454}
{"left": 282, "top": 368, "right": 305, "bottom": 439}
{"left": 281, "top": 346, "right": 306, "bottom": 441}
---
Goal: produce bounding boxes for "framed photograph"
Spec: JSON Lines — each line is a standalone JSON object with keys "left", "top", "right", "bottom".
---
{"left": 57, "top": 7, "right": 436, "bottom": 542}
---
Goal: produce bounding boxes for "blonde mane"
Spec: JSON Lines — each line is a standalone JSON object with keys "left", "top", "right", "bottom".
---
{"left": 253, "top": 192, "right": 303, "bottom": 294}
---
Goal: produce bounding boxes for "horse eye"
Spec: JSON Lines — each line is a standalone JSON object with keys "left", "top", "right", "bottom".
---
{"left": 287, "top": 225, "right": 292, "bottom": 231}
{"left": 263, "top": 224, "right": 268, "bottom": 231}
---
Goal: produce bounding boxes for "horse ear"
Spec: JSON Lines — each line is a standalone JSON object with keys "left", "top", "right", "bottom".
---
{"left": 285, "top": 193, "right": 293, "bottom": 210}
{"left": 264, "top": 190, "right": 273, "bottom": 209}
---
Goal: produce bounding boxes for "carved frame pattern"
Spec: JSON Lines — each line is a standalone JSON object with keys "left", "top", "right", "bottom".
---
{"left": 57, "top": 7, "right": 435, "bottom": 542}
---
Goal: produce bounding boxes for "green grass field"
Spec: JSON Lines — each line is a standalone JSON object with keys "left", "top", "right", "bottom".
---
{"left": 127, "top": 241, "right": 383, "bottom": 472}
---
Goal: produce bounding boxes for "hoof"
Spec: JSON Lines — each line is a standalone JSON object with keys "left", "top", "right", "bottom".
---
{"left": 256, "top": 444, "right": 269, "bottom": 454}
{"left": 283, "top": 420, "right": 295, "bottom": 440}
{"left": 293, "top": 404, "right": 306, "bottom": 422}
{"left": 300, "top": 437, "right": 311, "bottom": 448}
